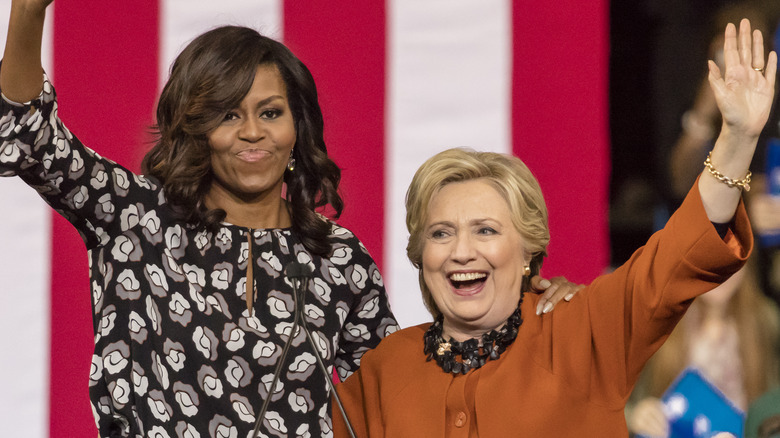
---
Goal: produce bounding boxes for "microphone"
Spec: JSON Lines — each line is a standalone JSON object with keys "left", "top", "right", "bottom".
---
{"left": 252, "top": 262, "right": 357, "bottom": 438}
{"left": 284, "top": 261, "right": 312, "bottom": 280}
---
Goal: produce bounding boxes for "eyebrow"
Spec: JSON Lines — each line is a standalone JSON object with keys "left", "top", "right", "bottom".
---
{"left": 426, "top": 221, "right": 454, "bottom": 229}
{"left": 426, "top": 218, "right": 499, "bottom": 229}
{"left": 256, "top": 95, "right": 286, "bottom": 108}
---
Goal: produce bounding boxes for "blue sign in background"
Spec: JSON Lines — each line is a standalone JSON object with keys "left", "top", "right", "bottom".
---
{"left": 637, "top": 368, "right": 744, "bottom": 438}
{"left": 762, "top": 139, "right": 780, "bottom": 248}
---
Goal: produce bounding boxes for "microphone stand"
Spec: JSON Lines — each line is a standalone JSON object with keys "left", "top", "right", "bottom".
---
{"left": 293, "top": 274, "right": 358, "bottom": 438}
{"left": 251, "top": 263, "right": 357, "bottom": 438}
{"left": 250, "top": 278, "right": 302, "bottom": 437}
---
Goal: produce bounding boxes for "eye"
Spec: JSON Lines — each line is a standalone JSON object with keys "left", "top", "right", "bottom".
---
{"left": 429, "top": 229, "right": 451, "bottom": 240}
{"left": 477, "top": 226, "right": 497, "bottom": 235}
{"left": 260, "top": 108, "right": 282, "bottom": 119}
{"left": 222, "top": 112, "right": 239, "bottom": 122}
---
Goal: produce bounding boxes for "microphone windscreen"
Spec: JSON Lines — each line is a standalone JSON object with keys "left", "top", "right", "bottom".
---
{"left": 285, "top": 261, "right": 313, "bottom": 279}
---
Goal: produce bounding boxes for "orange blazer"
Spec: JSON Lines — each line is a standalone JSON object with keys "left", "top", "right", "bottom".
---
{"left": 333, "top": 185, "right": 752, "bottom": 437}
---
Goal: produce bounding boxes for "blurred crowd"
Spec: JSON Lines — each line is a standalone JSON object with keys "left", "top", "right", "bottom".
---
{"left": 610, "top": 1, "right": 780, "bottom": 436}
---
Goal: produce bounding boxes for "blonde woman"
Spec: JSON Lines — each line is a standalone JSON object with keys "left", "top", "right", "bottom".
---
{"left": 334, "top": 18, "right": 775, "bottom": 437}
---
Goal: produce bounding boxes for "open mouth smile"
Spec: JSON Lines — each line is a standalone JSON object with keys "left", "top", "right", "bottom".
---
{"left": 448, "top": 272, "right": 487, "bottom": 296}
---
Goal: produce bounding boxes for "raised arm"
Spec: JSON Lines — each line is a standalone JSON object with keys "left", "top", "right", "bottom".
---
{"left": 0, "top": 0, "right": 162, "bottom": 248}
{"left": 0, "top": 0, "right": 52, "bottom": 102}
{"left": 699, "top": 19, "right": 777, "bottom": 222}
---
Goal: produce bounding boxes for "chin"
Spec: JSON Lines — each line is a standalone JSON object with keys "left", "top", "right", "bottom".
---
{"left": 450, "top": 311, "right": 493, "bottom": 328}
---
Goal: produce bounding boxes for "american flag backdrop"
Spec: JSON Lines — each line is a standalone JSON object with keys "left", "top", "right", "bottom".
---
{"left": 0, "top": 0, "right": 608, "bottom": 435}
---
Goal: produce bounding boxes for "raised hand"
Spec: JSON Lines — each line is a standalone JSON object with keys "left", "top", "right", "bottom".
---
{"left": 708, "top": 19, "right": 777, "bottom": 139}
{"left": 20, "top": 0, "right": 54, "bottom": 11}
{"left": 0, "top": 0, "right": 54, "bottom": 102}
{"left": 698, "top": 18, "right": 778, "bottom": 223}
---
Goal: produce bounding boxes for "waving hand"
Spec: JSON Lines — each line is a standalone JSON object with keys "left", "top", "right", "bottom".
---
{"left": 708, "top": 19, "right": 777, "bottom": 138}
{"left": 698, "top": 19, "right": 778, "bottom": 223}
{"left": 0, "top": 0, "right": 55, "bottom": 102}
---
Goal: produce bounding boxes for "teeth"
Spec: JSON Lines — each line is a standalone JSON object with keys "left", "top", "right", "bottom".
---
{"left": 449, "top": 272, "right": 486, "bottom": 282}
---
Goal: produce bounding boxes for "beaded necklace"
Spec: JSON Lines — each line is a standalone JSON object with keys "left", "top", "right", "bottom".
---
{"left": 423, "top": 295, "right": 524, "bottom": 374}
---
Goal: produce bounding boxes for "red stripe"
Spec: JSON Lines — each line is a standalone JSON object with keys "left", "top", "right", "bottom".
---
{"left": 282, "top": 1, "right": 387, "bottom": 271}
{"left": 51, "top": 2, "right": 160, "bottom": 435}
{"left": 512, "top": 1, "right": 610, "bottom": 282}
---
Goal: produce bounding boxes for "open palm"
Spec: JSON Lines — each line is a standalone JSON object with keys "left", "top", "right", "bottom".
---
{"left": 708, "top": 19, "right": 777, "bottom": 138}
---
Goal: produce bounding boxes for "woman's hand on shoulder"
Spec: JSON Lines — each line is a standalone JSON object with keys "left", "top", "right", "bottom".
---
{"left": 530, "top": 275, "right": 585, "bottom": 315}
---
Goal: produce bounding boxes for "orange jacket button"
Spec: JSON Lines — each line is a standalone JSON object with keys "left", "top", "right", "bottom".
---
{"left": 455, "top": 412, "right": 467, "bottom": 427}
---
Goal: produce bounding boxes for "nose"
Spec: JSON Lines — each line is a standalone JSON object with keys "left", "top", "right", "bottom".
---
{"left": 450, "top": 233, "right": 476, "bottom": 264}
{"left": 238, "top": 117, "right": 264, "bottom": 142}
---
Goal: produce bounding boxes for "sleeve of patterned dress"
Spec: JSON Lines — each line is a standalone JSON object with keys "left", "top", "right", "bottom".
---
{"left": 0, "top": 70, "right": 161, "bottom": 249}
{"left": 332, "top": 230, "right": 400, "bottom": 381}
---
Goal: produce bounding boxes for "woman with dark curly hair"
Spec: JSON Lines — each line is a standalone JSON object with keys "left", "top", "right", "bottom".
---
{"left": 142, "top": 25, "right": 342, "bottom": 257}
{"left": 0, "top": 0, "right": 579, "bottom": 436}
{"left": 0, "top": 0, "right": 398, "bottom": 435}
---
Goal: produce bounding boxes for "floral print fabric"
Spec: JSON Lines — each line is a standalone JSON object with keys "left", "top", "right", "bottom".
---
{"left": 0, "top": 75, "right": 399, "bottom": 437}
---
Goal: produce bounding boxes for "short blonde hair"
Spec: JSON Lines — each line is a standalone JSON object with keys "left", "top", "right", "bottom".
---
{"left": 405, "top": 148, "right": 550, "bottom": 318}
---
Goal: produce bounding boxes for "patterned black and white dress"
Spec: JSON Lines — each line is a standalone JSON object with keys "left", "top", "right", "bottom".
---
{"left": 0, "top": 74, "right": 399, "bottom": 437}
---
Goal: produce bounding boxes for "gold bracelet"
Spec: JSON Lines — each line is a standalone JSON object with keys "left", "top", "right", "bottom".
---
{"left": 703, "top": 151, "right": 751, "bottom": 191}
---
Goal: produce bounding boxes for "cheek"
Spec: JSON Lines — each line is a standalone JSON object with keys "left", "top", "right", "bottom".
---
{"left": 421, "top": 245, "right": 448, "bottom": 290}
{"left": 207, "top": 146, "right": 228, "bottom": 172}
{"left": 489, "top": 246, "right": 525, "bottom": 291}
{"left": 276, "top": 120, "right": 297, "bottom": 148}
{"left": 421, "top": 243, "right": 446, "bottom": 272}
{"left": 206, "top": 128, "right": 232, "bottom": 154}
{"left": 488, "top": 244, "right": 523, "bottom": 269}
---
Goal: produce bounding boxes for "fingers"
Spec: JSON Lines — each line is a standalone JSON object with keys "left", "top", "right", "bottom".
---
{"left": 738, "top": 18, "right": 752, "bottom": 67}
{"left": 767, "top": 50, "right": 778, "bottom": 88}
{"left": 752, "top": 29, "right": 765, "bottom": 71}
{"left": 529, "top": 275, "right": 553, "bottom": 315}
{"left": 566, "top": 284, "right": 585, "bottom": 301}
{"left": 707, "top": 60, "right": 725, "bottom": 96}
{"left": 722, "top": 22, "right": 740, "bottom": 71}
{"left": 533, "top": 276, "right": 585, "bottom": 315}
{"left": 528, "top": 275, "right": 552, "bottom": 292}
{"left": 535, "top": 283, "right": 559, "bottom": 315}
{"left": 707, "top": 59, "right": 722, "bottom": 80}
{"left": 725, "top": 18, "right": 772, "bottom": 75}
{"left": 709, "top": 18, "right": 776, "bottom": 101}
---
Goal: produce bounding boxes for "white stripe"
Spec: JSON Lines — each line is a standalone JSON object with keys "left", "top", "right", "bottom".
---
{"left": 386, "top": 0, "right": 512, "bottom": 328}
{"left": 0, "top": 184, "right": 51, "bottom": 438}
{"left": 0, "top": 0, "right": 53, "bottom": 435}
{"left": 160, "top": 0, "right": 283, "bottom": 87}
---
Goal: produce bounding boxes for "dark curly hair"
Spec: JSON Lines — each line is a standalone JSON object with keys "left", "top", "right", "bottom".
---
{"left": 141, "top": 26, "right": 342, "bottom": 256}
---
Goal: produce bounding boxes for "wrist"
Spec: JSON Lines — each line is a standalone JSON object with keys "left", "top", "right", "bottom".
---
{"left": 717, "top": 124, "right": 761, "bottom": 147}
{"left": 704, "top": 151, "right": 752, "bottom": 192}
{"left": 12, "top": 0, "right": 48, "bottom": 21}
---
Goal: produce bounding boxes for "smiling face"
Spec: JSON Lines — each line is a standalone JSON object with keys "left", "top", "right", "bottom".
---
{"left": 206, "top": 64, "right": 296, "bottom": 206}
{"left": 422, "top": 179, "right": 528, "bottom": 342}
